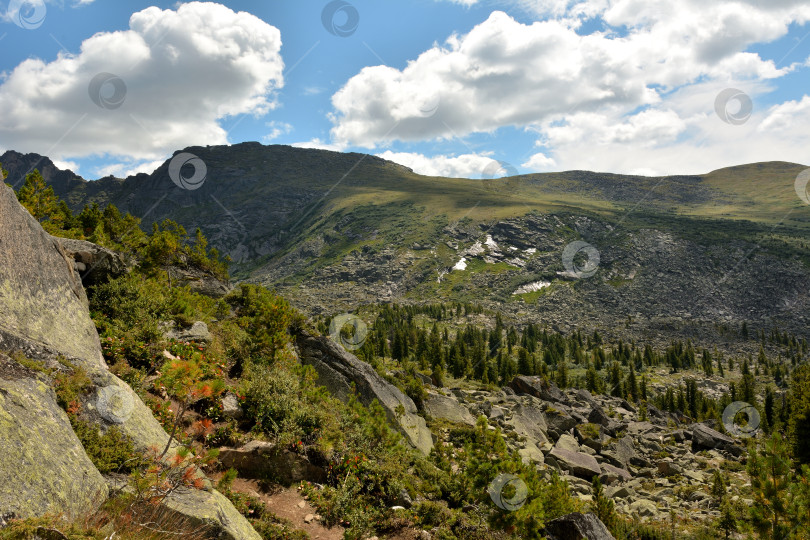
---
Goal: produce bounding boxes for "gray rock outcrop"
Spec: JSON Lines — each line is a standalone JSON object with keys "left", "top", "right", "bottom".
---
{"left": 549, "top": 448, "right": 602, "bottom": 480}
{"left": 51, "top": 236, "right": 127, "bottom": 287}
{"left": 691, "top": 423, "right": 743, "bottom": 456}
{"left": 0, "top": 356, "right": 108, "bottom": 519}
{"left": 544, "top": 512, "right": 616, "bottom": 540}
{"left": 424, "top": 390, "right": 477, "bottom": 426}
{"left": 218, "top": 440, "right": 327, "bottom": 485}
{"left": 295, "top": 331, "right": 433, "bottom": 455}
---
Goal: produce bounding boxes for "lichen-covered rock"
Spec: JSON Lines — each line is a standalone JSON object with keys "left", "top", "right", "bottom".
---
{"left": 0, "top": 183, "right": 260, "bottom": 538}
{"left": 83, "top": 370, "right": 174, "bottom": 456}
{"left": 0, "top": 357, "right": 108, "bottom": 519}
{"left": 161, "top": 488, "right": 262, "bottom": 540}
{"left": 295, "top": 331, "right": 433, "bottom": 455}
{"left": 0, "top": 182, "right": 105, "bottom": 372}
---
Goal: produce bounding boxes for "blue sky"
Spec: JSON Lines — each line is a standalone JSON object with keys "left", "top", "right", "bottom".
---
{"left": 0, "top": 0, "right": 809, "bottom": 179}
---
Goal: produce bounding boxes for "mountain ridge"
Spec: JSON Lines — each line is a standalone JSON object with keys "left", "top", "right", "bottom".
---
{"left": 3, "top": 144, "right": 809, "bottom": 348}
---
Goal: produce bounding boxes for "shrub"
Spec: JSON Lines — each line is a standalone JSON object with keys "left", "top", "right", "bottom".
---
{"left": 241, "top": 364, "right": 328, "bottom": 447}
{"left": 71, "top": 419, "right": 143, "bottom": 474}
{"left": 52, "top": 364, "right": 93, "bottom": 412}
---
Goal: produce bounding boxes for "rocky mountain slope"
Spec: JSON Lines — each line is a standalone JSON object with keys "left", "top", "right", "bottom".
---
{"left": 3, "top": 144, "right": 809, "bottom": 348}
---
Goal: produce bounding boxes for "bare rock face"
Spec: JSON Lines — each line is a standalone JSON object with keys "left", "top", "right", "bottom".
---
{"left": 0, "top": 182, "right": 105, "bottom": 371}
{"left": 295, "top": 331, "right": 433, "bottom": 455}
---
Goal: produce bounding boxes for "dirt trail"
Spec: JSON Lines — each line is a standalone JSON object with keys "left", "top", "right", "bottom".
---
{"left": 228, "top": 477, "right": 345, "bottom": 540}
{"left": 213, "top": 473, "right": 424, "bottom": 539}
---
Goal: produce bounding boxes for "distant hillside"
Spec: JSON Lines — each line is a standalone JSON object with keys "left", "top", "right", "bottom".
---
{"left": 3, "top": 143, "right": 809, "bottom": 346}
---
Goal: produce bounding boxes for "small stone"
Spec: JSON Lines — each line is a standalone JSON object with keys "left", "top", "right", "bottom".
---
{"left": 221, "top": 392, "right": 244, "bottom": 420}
{"left": 304, "top": 513, "right": 315, "bottom": 523}
{"left": 297, "top": 501, "right": 306, "bottom": 509}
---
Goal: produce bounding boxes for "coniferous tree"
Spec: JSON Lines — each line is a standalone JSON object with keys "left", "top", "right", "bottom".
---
{"left": 789, "top": 364, "right": 810, "bottom": 465}
{"left": 590, "top": 476, "right": 617, "bottom": 534}
{"left": 16, "top": 170, "right": 57, "bottom": 222}
{"left": 747, "top": 433, "right": 793, "bottom": 539}
{"left": 627, "top": 364, "right": 639, "bottom": 402}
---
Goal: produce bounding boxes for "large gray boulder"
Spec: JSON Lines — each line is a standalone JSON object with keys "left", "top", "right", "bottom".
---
{"left": 545, "top": 405, "right": 579, "bottom": 436}
{"left": 295, "top": 332, "right": 433, "bottom": 455}
{"left": 600, "top": 436, "right": 637, "bottom": 469}
{"left": 600, "top": 463, "right": 632, "bottom": 484}
{"left": 691, "top": 423, "right": 744, "bottom": 456}
{"left": 506, "top": 402, "right": 550, "bottom": 446}
{"left": 218, "top": 441, "right": 326, "bottom": 485}
{"left": 509, "top": 375, "right": 567, "bottom": 403}
{"left": 0, "top": 182, "right": 105, "bottom": 371}
{"left": 549, "top": 448, "right": 601, "bottom": 480}
{"left": 174, "top": 265, "right": 233, "bottom": 298}
{"left": 165, "top": 321, "right": 213, "bottom": 343}
{"left": 423, "top": 391, "right": 476, "bottom": 426}
{"left": 544, "top": 512, "right": 616, "bottom": 540}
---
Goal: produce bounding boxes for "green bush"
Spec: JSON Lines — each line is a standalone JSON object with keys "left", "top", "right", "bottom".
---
{"left": 241, "top": 364, "right": 331, "bottom": 448}
{"left": 71, "top": 419, "right": 143, "bottom": 474}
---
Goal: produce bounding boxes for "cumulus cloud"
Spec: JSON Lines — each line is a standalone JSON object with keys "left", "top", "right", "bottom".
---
{"left": 0, "top": 2, "right": 284, "bottom": 170}
{"left": 92, "top": 159, "right": 165, "bottom": 179}
{"left": 329, "top": 1, "right": 808, "bottom": 154}
{"left": 376, "top": 150, "right": 508, "bottom": 178}
{"left": 534, "top": 80, "right": 810, "bottom": 175}
{"left": 521, "top": 152, "right": 556, "bottom": 171}
{"left": 263, "top": 121, "right": 293, "bottom": 142}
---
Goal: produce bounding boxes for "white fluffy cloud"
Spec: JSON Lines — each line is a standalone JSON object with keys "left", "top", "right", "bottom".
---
{"left": 377, "top": 150, "right": 505, "bottom": 178}
{"left": 533, "top": 80, "right": 810, "bottom": 175}
{"left": 330, "top": 4, "right": 805, "bottom": 148}
{"left": 263, "top": 121, "right": 293, "bottom": 142}
{"left": 0, "top": 2, "right": 284, "bottom": 172}
{"left": 521, "top": 152, "right": 556, "bottom": 171}
{"left": 330, "top": 1, "right": 810, "bottom": 174}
